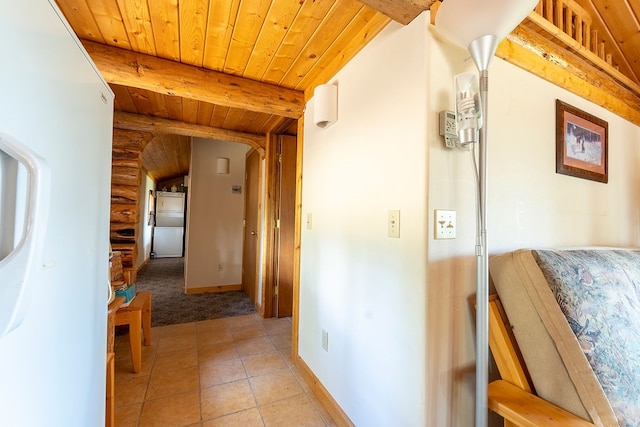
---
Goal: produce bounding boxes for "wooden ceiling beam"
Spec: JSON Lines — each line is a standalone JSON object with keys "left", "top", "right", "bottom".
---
{"left": 113, "top": 111, "right": 266, "bottom": 151}
{"left": 498, "top": 24, "right": 640, "bottom": 127}
{"left": 267, "top": 116, "right": 297, "bottom": 135}
{"left": 83, "top": 40, "right": 304, "bottom": 119}
{"left": 358, "top": 0, "right": 433, "bottom": 25}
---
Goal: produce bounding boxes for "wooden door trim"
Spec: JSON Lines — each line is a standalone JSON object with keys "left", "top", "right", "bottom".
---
{"left": 291, "top": 118, "right": 304, "bottom": 360}
{"left": 262, "top": 133, "right": 280, "bottom": 318}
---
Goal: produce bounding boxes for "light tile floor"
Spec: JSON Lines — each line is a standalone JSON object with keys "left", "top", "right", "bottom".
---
{"left": 114, "top": 315, "right": 336, "bottom": 427}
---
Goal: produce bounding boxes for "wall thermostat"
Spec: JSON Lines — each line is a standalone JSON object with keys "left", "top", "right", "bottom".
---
{"left": 439, "top": 110, "right": 458, "bottom": 148}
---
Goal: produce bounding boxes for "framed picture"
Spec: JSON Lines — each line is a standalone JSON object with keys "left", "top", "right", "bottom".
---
{"left": 556, "top": 99, "right": 608, "bottom": 183}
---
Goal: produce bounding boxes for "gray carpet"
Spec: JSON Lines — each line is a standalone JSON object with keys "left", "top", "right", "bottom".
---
{"left": 134, "top": 257, "right": 256, "bottom": 327}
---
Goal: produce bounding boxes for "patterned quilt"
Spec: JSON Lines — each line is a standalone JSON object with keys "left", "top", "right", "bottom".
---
{"left": 533, "top": 249, "right": 640, "bottom": 426}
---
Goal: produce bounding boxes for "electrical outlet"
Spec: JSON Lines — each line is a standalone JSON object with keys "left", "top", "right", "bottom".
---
{"left": 321, "top": 329, "right": 329, "bottom": 351}
{"left": 439, "top": 110, "right": 458, "bottom": 148}
{"left": 435, "top": 209, "right": 456, "bottom": 239}
{"left": 388, "top": 210, "right": 400, "bottom": 238}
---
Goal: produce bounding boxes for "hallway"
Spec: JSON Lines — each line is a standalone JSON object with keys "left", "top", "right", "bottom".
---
{"left": 113, "top": 315, "right": 335, "bottom": 426}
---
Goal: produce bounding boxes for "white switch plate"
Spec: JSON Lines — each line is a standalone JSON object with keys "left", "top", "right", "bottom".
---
{"left": 435, "top": 209, "right": 456, "bottom": 239}
{"left": 306, "top": 213, "right": 312, "bottom": 230}
{"left": 321, "top": 329, "right": 329, "bottom": 351}
{"left": 388, "top": 210, "right": 400, "bottom": 238}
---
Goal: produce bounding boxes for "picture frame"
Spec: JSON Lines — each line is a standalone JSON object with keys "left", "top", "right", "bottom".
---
{"left": 556, "top": 99, "right": 608, "bottom": 183}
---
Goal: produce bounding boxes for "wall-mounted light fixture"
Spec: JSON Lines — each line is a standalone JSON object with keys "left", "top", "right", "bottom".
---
{"left": 313, "top": 83, "right": 338, "bottom": 128}
{"left": 216, "top": 157, "right": 230, "bottom": 174}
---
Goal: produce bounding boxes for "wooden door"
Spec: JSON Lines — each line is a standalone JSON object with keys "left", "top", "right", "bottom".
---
{"left": 276, "top": 135, "right": 296, "bottom": 317}
{"left": 242, "top": 149, "right": 260, "bottom": 305}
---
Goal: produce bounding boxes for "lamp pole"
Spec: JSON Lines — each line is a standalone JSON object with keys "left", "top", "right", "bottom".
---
{"left": 434, "top": 3, "right": 540, "bottom": 426}
{"left": 475, "top": 66, "right": 489, "bottom": 427}
{"left": 469, "top": 34, "right": 498, "bottom": 427}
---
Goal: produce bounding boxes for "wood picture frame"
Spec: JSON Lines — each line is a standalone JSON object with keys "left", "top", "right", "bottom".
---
{"left": 556, "top": 99, "right": 608, "bottom": 183}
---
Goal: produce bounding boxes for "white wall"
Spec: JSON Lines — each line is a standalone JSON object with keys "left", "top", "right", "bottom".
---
{"left": 136, "top": 173, "right": 155, "bottom": 268}
{"left": 300, "top": 11, "right": 640, "bottom": 427}
{"left": 300, "top": 17, "right": 429, "bottom": 427}
{"left": 185, "top": 138, "right": 250, "bottom": 290}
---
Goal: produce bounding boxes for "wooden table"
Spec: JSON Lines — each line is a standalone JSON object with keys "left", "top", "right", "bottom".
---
{"left": 106, "top": 296, "right": 125, "bottom": 427}
{"left": 114, "top": 291, "right": 152, "bottom": 373}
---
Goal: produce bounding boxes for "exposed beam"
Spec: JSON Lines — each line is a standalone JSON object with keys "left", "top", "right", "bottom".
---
{"left": 498, "top": 23, "right": 640, "bottom": 127}
{"left": 358, "top": 0, "right": 433, "bottom": 25}
{"left": 267, "top": 116, "right": 297, "bottom": 135}
{"left": 83, "top": 40, "right": 304, "bottom": 119}
{"left": 113, "top": 111, "right": 266, "bottom": 151}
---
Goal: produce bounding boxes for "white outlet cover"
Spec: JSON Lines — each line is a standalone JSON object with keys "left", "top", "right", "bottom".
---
{"left": 388, "top": 210, "right": 400, "bottom": 238}
{"left": 435, "top": 209, "right": 456, "bottom": 239}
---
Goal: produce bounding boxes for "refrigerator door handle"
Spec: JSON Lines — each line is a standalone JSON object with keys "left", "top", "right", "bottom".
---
{"left": 0, "top": 132, "right": 51, "bottom": 339}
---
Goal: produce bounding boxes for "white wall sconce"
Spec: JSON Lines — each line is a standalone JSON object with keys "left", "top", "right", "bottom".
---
{"left": 313, "top": 83, "right": 338, "bottom": 128}
{"left": 216, "top": 157, "right": 230, "bottom": 174}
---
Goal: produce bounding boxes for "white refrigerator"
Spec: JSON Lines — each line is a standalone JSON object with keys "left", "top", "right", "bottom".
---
{"left": 153, "top": 191, "right": 185, "bottom": 257}
{"left": 0, "top": 1, "right": 114, "bottom": 426}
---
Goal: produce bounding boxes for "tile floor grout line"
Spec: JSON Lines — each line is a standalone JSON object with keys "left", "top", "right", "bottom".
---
{"left": 114, "top": 316, "right": 331, "bottom": 426}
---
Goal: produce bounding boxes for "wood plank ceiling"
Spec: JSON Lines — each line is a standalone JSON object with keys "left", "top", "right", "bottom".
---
{"left": 53, "top": 0, "right": 640, "bottom": 182}
{"left": 54, "top": 0, "right": 393, "bottom": 182}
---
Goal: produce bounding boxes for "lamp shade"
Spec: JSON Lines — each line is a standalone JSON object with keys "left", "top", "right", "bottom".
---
{"left": 435, "top": 0, "right": 537, "bottom": 51}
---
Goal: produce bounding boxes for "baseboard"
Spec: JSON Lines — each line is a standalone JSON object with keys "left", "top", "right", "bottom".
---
{"left": 294, "top": 355, "right": 354, "bottom": 427}
{"left": 185, "top": 284, "right": 242, "bottom": 295}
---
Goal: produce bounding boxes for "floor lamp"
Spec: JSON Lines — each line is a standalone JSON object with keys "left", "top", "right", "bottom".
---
{"left": 435, "top": 1, "right": 538, "bottom": 426}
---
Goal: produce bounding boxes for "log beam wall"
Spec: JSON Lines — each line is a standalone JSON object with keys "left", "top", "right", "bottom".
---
{"left": 110, "top": 129, "right": 151, "bottom": 269}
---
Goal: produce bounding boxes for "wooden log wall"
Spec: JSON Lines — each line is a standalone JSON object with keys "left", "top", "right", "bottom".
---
{"left": 110, "top": 128, "right": 150, "bottom": 270}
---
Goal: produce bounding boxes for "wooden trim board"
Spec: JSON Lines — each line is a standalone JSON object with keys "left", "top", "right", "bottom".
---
{"left": 294, "top": 355, "right": 355, "bottom": 427}
{"left": 185, "top": 284, "right": 241, "bottom": 295}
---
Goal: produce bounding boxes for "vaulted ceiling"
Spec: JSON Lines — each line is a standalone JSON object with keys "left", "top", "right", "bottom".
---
{"left": 53, "top": 0, "right": 640, "bottom": 182}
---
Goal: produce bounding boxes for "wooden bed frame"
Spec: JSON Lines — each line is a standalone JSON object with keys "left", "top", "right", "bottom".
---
{"left": 488, "top": 295, "right": 597, "bottom": 427}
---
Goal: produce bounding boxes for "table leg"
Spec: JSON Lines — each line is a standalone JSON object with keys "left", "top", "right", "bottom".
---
{"left": 129, "top": 311, "right": 142, "bottom": 373}
{"left": 142, "top": 296, "right": 151, "bottom": 346}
